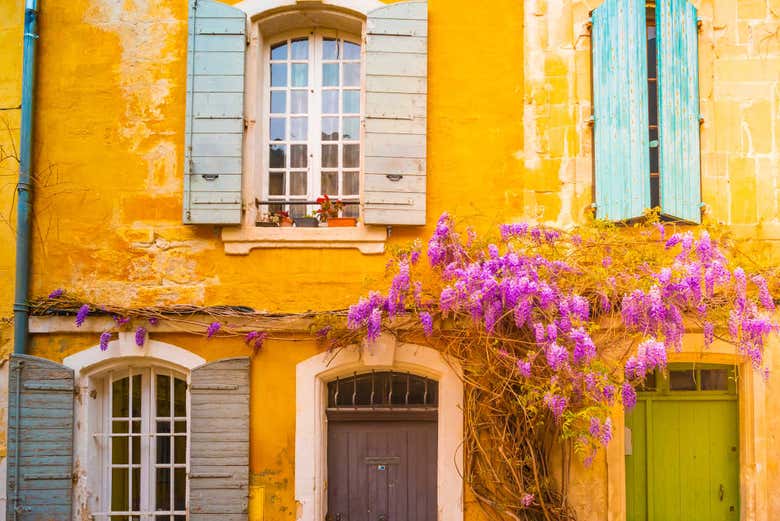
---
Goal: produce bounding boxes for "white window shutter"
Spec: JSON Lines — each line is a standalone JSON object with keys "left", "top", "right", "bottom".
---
{"left": 363, "top": 1, "right": 428, "bottom": 226}
{"left": 183, "top": 0, "right": 246, "bottom": 225}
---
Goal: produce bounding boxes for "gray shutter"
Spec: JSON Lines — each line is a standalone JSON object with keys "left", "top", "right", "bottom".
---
{"left": 189, "top": 357, "right": 250, "bottom": 521}
{"left": 591, "top": 0, "right": 650, "bottom": 221}
{"left": 6, "top": 354, "right": 74, "bottom": 521}
{"left": 657, "top": 0, "right": 702, "bottom": 223}
{"left": 363, "top": 1, "right": 428, "bottom": 226}
{"left": 183, "top": 0, "right": 246, "bottom": 225}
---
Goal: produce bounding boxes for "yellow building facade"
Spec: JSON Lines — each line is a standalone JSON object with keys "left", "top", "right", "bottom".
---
{"left": 0, "top": 0, "right": 779, "bottom": 519}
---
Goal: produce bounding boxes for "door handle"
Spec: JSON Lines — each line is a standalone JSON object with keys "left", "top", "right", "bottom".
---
{"left": 719, "top": 484, "right": 725, "bottom": 501}
{"left": 377, "top": 515, "right": 387, "bottom": 521}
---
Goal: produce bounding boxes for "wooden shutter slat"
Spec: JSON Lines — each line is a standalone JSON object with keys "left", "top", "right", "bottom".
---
{"left": 592, "top": 0, "right": 650, "bottom": 221}
{"left": 189, "top": 357, "right": 250, "bottom": 521}
{"left": 657, "top": 0, "right": 702, "bottom": 223}
{"left": 363, "top": 1, "right": 428, "bottom": 226}
{"left": 184, "top": 0, "right": 246, "bottom": 225}
{"left": 6, "top": 354, "right": 74, "bottom": 521}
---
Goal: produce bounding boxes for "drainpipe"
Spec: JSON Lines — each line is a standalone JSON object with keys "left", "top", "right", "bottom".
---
{"left": 13, "top": 0, "right": 39, "bottom": 355}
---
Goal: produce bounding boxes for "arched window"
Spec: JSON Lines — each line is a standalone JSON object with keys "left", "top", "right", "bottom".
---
{"left": 327, "top": 371, "right": 438, "bottom": 408}
{"left": 265, "top": 30, "right": 362, "bottom": 218}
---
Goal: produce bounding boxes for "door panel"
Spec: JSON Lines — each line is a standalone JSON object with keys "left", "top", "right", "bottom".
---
{"left": 328, "top": 419, "right": 437, "bottom": 521}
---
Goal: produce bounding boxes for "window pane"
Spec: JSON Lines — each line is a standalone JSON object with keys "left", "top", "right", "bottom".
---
{"left": 132, "top": 375, "right": 141, "bottom": 418}
{"left": 669, "top": 370, "right": 697, "bottom": 391}
{"left": 291, "top": 144, "right": 308, "bottom": 168}
{"left": 174, "top": 468, "right": 186, "bottom": 510}
{"left": 322, "top": 117, "right": 338, "bottom": 140}
{"left": 174, "top": 420, "right": 186, "bottom": 433}
{"left": 342, "top": 117, "right": 359, "bottom": 140}
{"left": 113, "top": 420, "right": 129, "bottom": 434}
{"left": 290, "top": 117, "right": 308, "bottom": 140}
{"left": 343, "top": 63, "right": 360, "bottom": 87}
{"left": 112, "top": 435, "right": 129, "bottom": 464}
{"left": 132, "top": 420, "right": 141, "bottom": 433}
{"left": 343, "top": 90, "right": 359, "bottom": 114}
{"left": 269, "top": 172, "right": 285, "bottom": 195}
{"left": 343, "top": 41, "right": 360, "bottom": 60}
{"left": 269, "top": 145, "right": 287, "bottom": 168}
{"left": 290, "top": 90, "right": 308, "bottom": 114}
{"left": 270, "top": 63, "right": 287, "bottom": 87}
{"left": 343, "top": 201, "right": 359, "bottom": 218}
{"left": 113, "top": 378, "right": 129, "bottom": 417}
{"left": 322, "top": 144, "right": 338, "bottom": 168}
{"left": 132, "top": 434, "right": 140, "bottom": 465}
{"left": 322, "top": 91, "right": 338, "bottom": 113}
{"left": 291, "top": 63, "right": 308, "bottom": 87}
{"left": 323, "top": 38, "right": 338, "bottom": 59}
{"left": 271, "top": 41, "right": 287, "bottom": 60}
{"left": 174, "top": 379, "right": 186, "bottom": 417}
{"left": 157, "top": 434, "right": 171, "bottom": 464}
{"left": 323, "top": 63, "right": 339, "bottom": 87}
{"left": 174, "top": 436, "right": 186, "bottom": 464}
{"left": 156, "top": 375, "right": 170, "bottom": 417}
{"left": 112, "top": 468, "right": 129, "bottom": 511}
{"left": 290, "top": 171, "right": 307, "bottom": 195}
{"left": 270, "top": 118, "right": 285, "bottom": 141}
{"left": 343, "top": 144, "right": 359, "bottom": 168}
{"left": 322, "top": 171, "right": 338, "bottom": 194}
{"left": 343, "top": 171, "right": 359, "bottom": 195}
{"left": 156, "top": 468, "right": 171, "bottom": 510}
{"left": 132, "top": 467, "right": 140, "bottom": 511}
{"left": 270, "top": 91, "right": 286, "bottom": 113}
{"left": 701, "top": 369, "right": 729, "bottom": 391}
{"left": 291, "top": 38, "right": 308, "bottom": 60}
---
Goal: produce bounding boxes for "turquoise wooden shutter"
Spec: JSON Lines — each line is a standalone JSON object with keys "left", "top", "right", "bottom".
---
{"left": 363, "top": 1, "right": 428, "bottom": 226}
{"left": 6, "top": 355, "right": 74, "bottom": 521}
{"left": 591, "top": 0, "right": 650, "bottom": 221}
{"left": 184, "top": 0, "right": 246, "bottom": 225}
{"left": 189, "top": 357, "right": 250, "bottom": 521}
{"left": 657, "top": 0, "right": 702, "bottom": 223}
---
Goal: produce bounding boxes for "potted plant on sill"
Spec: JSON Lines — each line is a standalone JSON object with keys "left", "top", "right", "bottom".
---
{"left": 256, "top": 210, "right": 293, "bottom": 227}
{"left": 316, "top": 194, "right": 357, "bottom": 227}
{"left": 293, "top": 211, "right": 319, "bottom": 228}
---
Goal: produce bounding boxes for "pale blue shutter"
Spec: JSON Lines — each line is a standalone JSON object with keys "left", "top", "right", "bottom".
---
{"left": 6, "top": 355, "right": 74, "bottom": 521}
{"left": 592, "top": 0, "right": 650, "bottom": 221}
{"left": 189, "top": 357, "right": 250, "bottom": 521}
{"left": 657, "top": 0, "right": 702, "bottom": 223}
{"left": 363, "top": 1, "right": 428, "bottom": 226}
{"left": 184, "top": 0, "right": 246, "bottom": 225}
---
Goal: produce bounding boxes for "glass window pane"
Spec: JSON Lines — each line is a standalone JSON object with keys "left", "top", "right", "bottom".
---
{"left": 343, "top": 171, "right": 359, "bottom": 195}
{"left": 113, "top": 378, "right": 129, "bottom": 417}
{"left": 322, "top": 91, "right": 338, "bottom": 113}
{"left": 323, "top": 38, "right": 338, "bottom": 59}
{"left": 112, "top": 435, "right": 129, "bottom": 464}
{"left": 270, "top": 118, "right": 285, "bottom": 141}
{"left": 270, "top": 91, "right": 286, "bottom": 113}
{"left": 174, "top": 468, "right": 186, "bottom": 510}
{"left": 157, "top": 435, "right": 171, "bottom": 464}
{"left": 156, "top": 375, "right": 170, "bottom": 417}
{"left": 157, "top": 420, "right": 171, "bottom": 434}
{"left": 290, "top": 117, "right": 308, "bottom": 140}
{"left": 701, "top": 369, "right": 730, "bottom": 391}
{"left": 132, "top": 467, "right": 140, "bottom": 511}
{"left": 112, "top": 468, "right": 129, "bottom": 511}
{"left": 343, "top": 90, "right": 359, "bottom": 114}
{"left": 270, "top": 63, "right": 287, "bottom": 87}
{"left": 174, "top": 435, "right": 186, "bottom": 464}
{"left": 321, "top": 172, "right": 338, "bottom": 194}
{"left": 290, "top": 144, "right": 308, "bottom": 168}
{"left": 174, "top": 420, "right": 186, "bottom": 433}
{"left": 270, "top": 41, "right": 287, "bottom": 60}
{"left": 343, "top": 144, "right": 359, "bottom": 168}
{"left": 322, "top": 117, "right": 338, "bottom": 140}
{"left": 343, "top": 201, "right": 359, "bottom": 218}
{"left": 132, "top": 434, "right": 140, "bottom": 464}
{"left": 173, "top": 379, "right": 186, "bottom": 417}
{"left": 269, "top": 172, "right": 285, "bottom": 195}
{"left": 291, "top": 63, "right": 308, "bottom": 87}
{"left": 131, "top": 375, "right": 141, "bottom": 418}
{"left": 290, "top": 171, "right": 307, "bottom": 195}
{"left": 342, "top": 117, "right": 359, "bottom": 140}
{"left": 155, "top": 517, "right": 170, "bottom": 521}
{"left": 156, "top": 468, "right": 171, "bottom": 510}
{"left": 269, "top": 145, "right": 287, "bottom": 168}
{"left": 291, "top": 38, "right": 308, "bottom": 60}
{"left": 343, "top": 41, "right": 360, "bottom": 60}
{"left": 322, "top": 63, "right": 339, "bottom": 87}
{"left": 112, "top": 420, "right": 129, "bottom": 434}
{"left": 343, "top": 63, "right": 360, "bottom": 87}
{"left": 290, "top": 90, "right": 308, "bottom": 114}
{"left": 322, "top": 144, "right": 338, "bottom": 168}
{"left": 669, "top": 370, "right": 697, "bottom": 391}
{"left": 132, "top": 420, "right": 141, "bottom": 433}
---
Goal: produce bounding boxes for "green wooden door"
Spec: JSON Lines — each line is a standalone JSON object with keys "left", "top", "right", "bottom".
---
{"left": 626, "top": 365, "right": 739, "bottom": 521}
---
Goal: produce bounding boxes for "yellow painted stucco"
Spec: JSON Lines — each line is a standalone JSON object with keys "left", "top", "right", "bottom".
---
{"left": 0, "top": 0, "right": 779, "bottom": 519}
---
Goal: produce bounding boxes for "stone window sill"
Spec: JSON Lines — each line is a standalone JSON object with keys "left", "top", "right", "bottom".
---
{"left": 221, "top": 224, "right": 388, "bottom": 254}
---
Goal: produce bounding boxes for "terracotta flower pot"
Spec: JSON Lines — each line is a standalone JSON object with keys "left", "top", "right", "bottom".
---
{"left": 280, "top": 219, "right": 294, "bottom": 227}
{"left": 327, "top": 217, "right": 357, "bottom": 227}
{"left": 294, "top": 217, "right": 320, "bottom": 228}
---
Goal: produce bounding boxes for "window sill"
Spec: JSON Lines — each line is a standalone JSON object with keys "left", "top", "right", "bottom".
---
{"left": 221, "top": 224, "right": 388, "bottom": 254}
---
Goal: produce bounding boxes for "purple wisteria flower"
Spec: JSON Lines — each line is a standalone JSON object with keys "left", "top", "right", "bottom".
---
{"left": 545, "top": 343, "right": 568, "bottom": 371}
{"left": 113, "top": 315, "right": 130, "bottom": 326}
{"left": 75, "top": 305, "right": 90, "bottom": 327}
{"left": 135, "top": 327, "right": 147, "bottom": 347}
{"left": 99, "top": 332, "right": 111, "bottom": 351}
{"left": 520, "top": 493, "right": 535, "bottom": 507}
{"left": 367, "top": 308, "right": 383, "bottom": 342}
{"left": 206, "top": 321, "right": 221, "bottom": 339}
{"left": 148, "top": 317, "right": 160, "bottom": 326}
{"left": 622, "top": 382, "right": 637, "bottom": 409}
{"left": 419, "top": 311, "right": 433, "bottom": 337}
{"left": 544, "top": 393, "right": 567, "bottom": 420}
{"left": 516, "top": 359, "right": 531, "bottom": 377}
{"left": 245, "top": 330, "right": 267, "bottom": 349}
{"left": 48, "top": 288, "right": 64, "bottom": 299}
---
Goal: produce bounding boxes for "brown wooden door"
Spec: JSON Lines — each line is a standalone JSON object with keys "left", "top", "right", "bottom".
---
{"left": 327, "top": 417, "right": 437, "bottom": 521}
